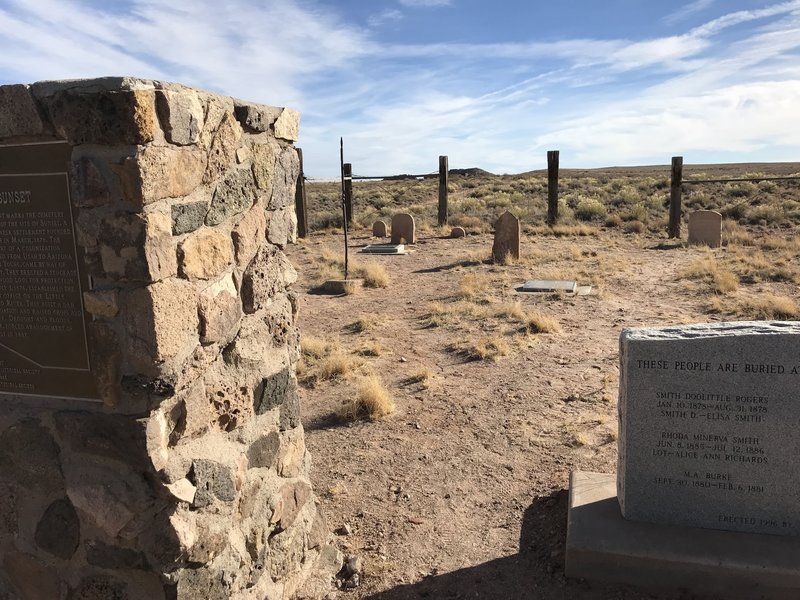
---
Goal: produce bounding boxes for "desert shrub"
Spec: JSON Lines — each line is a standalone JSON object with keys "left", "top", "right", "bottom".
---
{"left": 523, "top": 312, "right": 561, "bottom": 333}
{"left": 338, "top": 375, "right": 394, "bottom": 421}
{"left": 621, "top": 203, "right": 648, "bottom": 222}
{"left": 725, "top": 182, "right": 758, "bottom": 198}
{"left": 450, "top": 335, "right": 511, "bottom": 362}
{"left": 747, "top": 204, "right": 784, "bottom": 225}
{"left": 720, "top": 201, "right": 749, "bottom": 221}
{"left": 605, "top": 214, "right": 622, "bottom": 227}
{"left": 575, "top": 197, "right": 607, "bottom": 221}
{"left": 623, "top": 220, "right": 645, "bottom": 234}
{"left": 556, "top": 198, "right": 575, "bottom": 222}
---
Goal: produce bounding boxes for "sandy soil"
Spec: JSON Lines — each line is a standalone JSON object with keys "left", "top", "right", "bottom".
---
{"left": 286, "top": 228, "right": 784, "bottom": 600}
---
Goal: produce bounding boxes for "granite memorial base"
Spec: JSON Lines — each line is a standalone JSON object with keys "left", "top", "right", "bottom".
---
{"left": 566, "top": 471, "right": 800, "bottom": 599}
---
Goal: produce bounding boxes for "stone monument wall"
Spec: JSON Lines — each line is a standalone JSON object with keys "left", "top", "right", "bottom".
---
{"left": 0, "top": 78, "right": 332, "bottom": 599}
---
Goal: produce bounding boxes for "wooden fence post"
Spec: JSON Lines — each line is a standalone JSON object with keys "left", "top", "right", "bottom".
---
{"left": 547, "top": 150, "right": 559, "bottom": 225}
{"left": 668, "top": 156, "right": 683, "bottom": 239}
{"left": 438, "top": 155, "right": 449, "bottom": 226}
{"left": 343, "top": 162, "right": 353, "bottom": 228}
{"left": 295, "top": 148, "right": 308, "bottom": 238}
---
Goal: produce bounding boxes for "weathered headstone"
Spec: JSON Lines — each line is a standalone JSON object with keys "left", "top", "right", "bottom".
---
{"left": 491, "top": 211, "right": 520, "bottom": 262}
{"left": 372, "top": 220, "right": 387, "bottom": 237}
{"left": 390, "top": 213, "right": 415, "bottom": 245}
{"left": 619, "top": 321, "right": 800, "bottom": 535}
{"left": 688, "top": 210, "right": 722, "bottom": 248}
{"left": 450, "top": 226, "right": 466, "bottom": 238}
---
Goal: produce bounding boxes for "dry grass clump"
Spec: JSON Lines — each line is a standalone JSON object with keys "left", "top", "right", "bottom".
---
{"left": 342, "top": 280, "right": 361, "bottom": 295}
{"left": 356, "top": 262, "right": 390, "bottom": 288}
{"left": 550, "top": 224, "right": 596, "bottom": 237}
{"left": 357, "top": 341, "right": 384, "bottom": 357}
{"left": 725, "top": 294, "right": 800, "bottom": 320}
{"left": 301, "top": 335, "right": 339, "bottom": 359}
{"left": 495, "top": 251, "right": 518, "bottom": 266}
{"left": 456, "top": 273, "right": 491, "bottom": 302}
{"left": 405, "top": 367, "right": 434, "bottom": 388}
{"left": 349, "top": 313, "right": 385, "bottom": 333}
{"left": 722, "top": 221, "right": 755, "bottom": 246}
{"left": 450, "top": 334, "right": 511, "bottom": 362}
{"left": 523, "top": 311, "right": 562, "bottom": 334}
{"left": 680, "top": 256, "right": 739, "bottom": 294}
{"left": 316, "top": 351, "right": 360, "bottom": 382}
{"left": 338, "top": 375, "right": 395, "bottom": 421}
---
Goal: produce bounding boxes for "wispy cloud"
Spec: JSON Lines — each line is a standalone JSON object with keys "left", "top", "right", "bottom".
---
{"left": 368, "top": 8, "right": 403, "bottom": 27}
{"left": 664, "top": 0, "right": 716, "bottom": 25}
{"left": 398, "top": 0, "right": 452, "bottom": 6}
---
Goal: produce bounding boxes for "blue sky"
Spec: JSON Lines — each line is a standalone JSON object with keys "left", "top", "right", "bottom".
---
{"left": 0, "top": 0, "right": 799, "bottom": 177}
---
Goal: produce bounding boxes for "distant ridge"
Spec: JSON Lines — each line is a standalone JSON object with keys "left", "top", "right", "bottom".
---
{"left": 516, "top": 161, "right": 800, "bottom": 178}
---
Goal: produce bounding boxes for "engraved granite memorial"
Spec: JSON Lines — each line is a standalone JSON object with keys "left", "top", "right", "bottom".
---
{"left": 618, "top": 321, "right": 800, "bottom": 536}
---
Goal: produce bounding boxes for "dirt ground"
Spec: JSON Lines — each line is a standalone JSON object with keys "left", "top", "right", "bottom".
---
{"left": 285, "top": 225, "right": 795, "bottom": 600}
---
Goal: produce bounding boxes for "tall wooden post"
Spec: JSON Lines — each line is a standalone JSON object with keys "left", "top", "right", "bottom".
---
{"left": 668, "top": 156, "right": 683, "bottom": 239}
{"left": 294, "top": 148, "right": 308, "bottom": 238}
{"left": 547, "top": 150, "right": 559, "bottom": 225}
{"left": 438, "top": 155, "right": 449, "bottom": 226}
{"left": 343, "top": 162, "right": 353, "bottom": 228}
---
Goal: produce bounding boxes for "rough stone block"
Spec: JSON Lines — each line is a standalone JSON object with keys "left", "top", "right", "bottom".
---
{"left": 0, "top": 84, "right": 45, "bottom": 138}
{"left": 277, "top": 481, "right": 312, "bottom": 530}
{"left": 3, "top": 553, "right": 60, "bottom": 600}
{"left": 116, "top": 145, "right": 206, "bottom": 207}
{"left": 204, "top": 111, "right": 241, "bottom": 183}
{"left": 87, "top": 321, "right": 122, "bottom": 406}
{"left": 234, "top": 103, "right": 282, "bottom": 133}
{"left": 155, "top": 89, "right": 204, "bottom": 146}
{"left": 248, "top": 432, "right": 280, "bottom": 469}
{"left": 232, "top": 201, "right": 267, "bottom": 268}
{"left": 278, "top": 428, "right": 305, "bottom": 478}
{"left": 267, "top": 205, "right": 297, "bottom": 248}
{"left": 179, "top": 228, "right": 233, "bottom": 281}
{"left": 83, "top": 289, "right": 120, "bottom": 319}
{"left": 171, "top": 200, "right": 209, "bottom": 235}
{"left": 191, "top": 459, "right": 237, "bottom": 508}
{"left": 206, "top": 167, "right": 256, "bottom": 226}
{"left": 86, "top": 540, "right": 150, "bottom": 570}
{"left": 274, "top": 108, "right": 300, "bottom": 141}
{"left": 241, "top": 245, "right": 297, "bottom": 313}
{"left": 251, "top": 142, "right": 275, "bottom": 193}
{"left": 0, "top": 420, "right": 63, "bottom": 492}
{"left": 68, "top": 575, "right": 129, "bottom": 600}
{"left": 0, "top": 483, "right": 18, "bottom": 535}
{"left": 198, "top": 274, "right": 242, "bottom": 344}
{"left": 269, "top": 144, "right": 299, "bottom": 211}
{"left": 124, "top": 278, "right": 199, "bottom": 367}
{"left": 255, "top": 367, "right": 294, "bottom": 415}
{"left": 144, "top": 209, "right": 178, "bottom": 281}
{"left": 35, "top": 497, "right": 80, "bottom": 559}
{"left": 43, "top": 89, "right": 156, "bottom": 145}
{"left": 69, "top": 157, "right": 112, "bottom": 208}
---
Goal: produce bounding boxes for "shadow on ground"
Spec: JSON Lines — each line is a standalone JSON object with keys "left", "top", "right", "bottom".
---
{"left": 365, "top": 489, "right": 693, "bottom": 600}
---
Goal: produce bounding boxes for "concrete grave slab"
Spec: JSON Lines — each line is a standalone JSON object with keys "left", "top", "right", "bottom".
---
{"left": 566, "top": 471, "right": 800, "bottom": 599}
{"left": 360, "top": 244, "right": 406, "bottom": 255}
{"left": 619, "top": 321, "right": 800, "bottom": 535}
{"left": 520, "top": 280, "right": 577, "bottom": 293}
{"left": 688, "top": 210, "right": 722, "bottom": 248}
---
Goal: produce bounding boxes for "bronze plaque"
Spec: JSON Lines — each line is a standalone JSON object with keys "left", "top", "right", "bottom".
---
{"left": 0, "top": 142, "right": 99, "bottom": 401}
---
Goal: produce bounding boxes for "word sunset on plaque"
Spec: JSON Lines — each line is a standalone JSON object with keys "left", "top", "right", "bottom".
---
{"left": 0, "top": 142, "right": 98, "bottom": 401}
{"left": 618, "top": 321, "right": 800, "bottom": 536}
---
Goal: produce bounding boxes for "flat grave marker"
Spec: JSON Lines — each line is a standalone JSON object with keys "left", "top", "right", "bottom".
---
{"left": 521, "top": 280, "right": 577, "bottom": 293}
{"left": 360, "top": 244, "right": 406, "bottom": 255}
